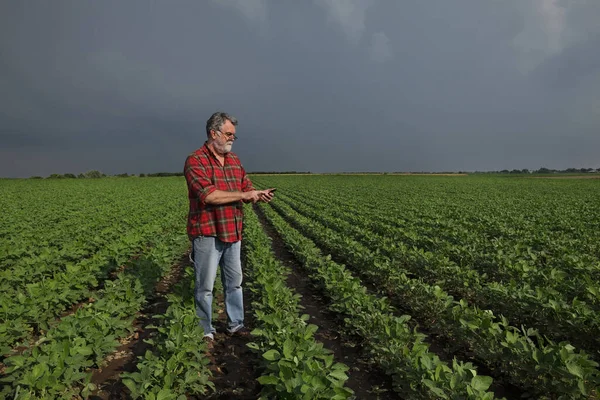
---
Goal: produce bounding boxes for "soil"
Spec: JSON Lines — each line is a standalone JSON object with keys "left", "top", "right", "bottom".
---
{"left": 254, "top": 204, "right": 401, "bottom": 400}
{"left": 201, "top": 289, "right": 261, "bottom": 399}
{"left": 88, "top": 255, "right": 187, "bottom": 400}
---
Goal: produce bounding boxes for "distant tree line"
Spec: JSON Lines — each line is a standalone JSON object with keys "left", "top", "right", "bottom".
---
{"left": 475, "top": 167, "right": 599, "bottom": 174}
{"left": 29, "top": 167, "right": 600, "bottom": 179}
{"left": 249, "top": 171, "right": 312, "bottom": 174}
{"left": 34, "top": 170, "right": 107, "bottom": 179}
{"left": 143, "top": 172, "right": 184, "bottom": 177}
{"left": 33, "top": 170, "right": 186, "bottom": 179}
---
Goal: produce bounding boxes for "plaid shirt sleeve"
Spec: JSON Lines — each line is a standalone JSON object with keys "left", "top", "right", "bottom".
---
{"left": 241, "top": 166, "right": 254, "bottom": 192}
{"left": 184, "top": 154, "right": 217, "bottom": 204}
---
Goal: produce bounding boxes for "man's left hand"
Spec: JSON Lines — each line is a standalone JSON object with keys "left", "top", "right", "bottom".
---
{"left": 258, "top": 188, "right": 275, "bottom": 203}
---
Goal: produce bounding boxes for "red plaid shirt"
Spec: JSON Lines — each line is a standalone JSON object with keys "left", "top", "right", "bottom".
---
{"left": 184, "top": 142, "right": 254, "bottom": 242}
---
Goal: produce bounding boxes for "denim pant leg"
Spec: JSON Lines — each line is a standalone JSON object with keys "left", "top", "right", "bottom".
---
{"left": 192, "top": 236, "right": 220, "bottom": 335}
{"left": 220, "top": 241, "right": 244, "bottom": 331}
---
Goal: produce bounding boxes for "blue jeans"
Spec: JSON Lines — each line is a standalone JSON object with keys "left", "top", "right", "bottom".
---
{"left": 191, "top": 236, "right": 244, "bottom": 335}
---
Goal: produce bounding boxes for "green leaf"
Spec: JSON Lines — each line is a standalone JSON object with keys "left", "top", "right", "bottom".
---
{"left": 578, "top": 379, "right": 588, "bottom": 396}
{"left": 423, "top": 379, "right": 449, "bottom": 399}
{"left": 304, "top": 324, "right": 318, "bottom": 339}
{"left": 283, "top": 339, "right": 293, "bottom": 359}
{"left": 566, "top": 362, "right": 584, "bottom": 379}
{"left": 470, "top": 375, "right": 493, "bottom": 392}
{"left": 156, "top": 388, "right": 174, "bottom": 400}
{"left": 262, "top": 349, "right": 281, "bottom": 361}
{"left": 78, "top": 346, "right": 94, "bottom": 356}
{"left": 329, "top": 370, "right": 348, "bottom": 381}
{"left": 257, "top": 375, "right": 279, "bottom": 385}
{"left": 246, "top": 342, "right": 260, "bottom": 350}
{"left": 31, "top": 363, "right": 47, "bottom": 380}
{"left": 122, "top": 378, "right": 138, "bottom": 395}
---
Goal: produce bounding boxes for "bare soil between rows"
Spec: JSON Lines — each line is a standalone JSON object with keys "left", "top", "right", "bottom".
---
{"left": 201, "top": 276, "right": 261, "bottom": 399}
{"left": 89, "top": 253, "right": 188, "bottom": 399}
{"left": 254, "top": 204, "right": 401, "bottom": 400}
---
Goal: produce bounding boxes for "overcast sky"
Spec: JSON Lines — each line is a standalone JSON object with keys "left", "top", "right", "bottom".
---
{"left": 1, "top": 0, "right": 599, "bottom": 177}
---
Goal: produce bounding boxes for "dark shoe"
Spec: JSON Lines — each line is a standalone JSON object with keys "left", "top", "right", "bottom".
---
{"left": 227, "top": 325, "right": 250, "bottom": 337}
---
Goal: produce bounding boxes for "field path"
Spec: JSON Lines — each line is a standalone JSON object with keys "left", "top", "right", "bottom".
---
{"left": 203, "top": 278, "right": 261, "bottom": 399}
{"left": 253, "top": 204, "right": 400, "bottom": 399}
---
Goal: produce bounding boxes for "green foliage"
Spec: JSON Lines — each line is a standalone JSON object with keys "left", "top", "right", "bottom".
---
{"left": 257, "top": 201, "right": 498, "bottom": 399}
{"left": 0, "top": 233, "right": 190, "bottom": 399}
{"left": 0, "top": 177, "right": 204, "bottom": 398}
{"left": 252, "top": 174, "right": 600, "bottom": 399}
{"left": 0, "top": 177, "right": 189, "bottom": 355}
{"left": 122, "top": 269, "right": 214, "bottom": 399}
{"left": 3, "top": 174, "right": 599, "bottom": 399}
{"left": 243, "top": 207, "right": 353, "bottom": 399}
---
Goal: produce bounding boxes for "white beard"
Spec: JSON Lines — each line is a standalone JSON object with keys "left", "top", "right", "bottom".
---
{"left": 214, "top": 141, "right": 233, "bottom": 154}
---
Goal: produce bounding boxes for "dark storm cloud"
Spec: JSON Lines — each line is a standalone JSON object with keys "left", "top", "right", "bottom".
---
{"left": 532, "top": 33, "right": 600, "bottom": 89}
{"left": 0, "top": 131, "right": 65, "bottom": 149}
{"left": 1, "top": 0, "right": 599, "bottom": 177}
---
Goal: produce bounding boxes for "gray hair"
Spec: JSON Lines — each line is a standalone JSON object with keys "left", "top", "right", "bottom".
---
{"left": 206, "top": 111, "right": 238, "bottom": 137}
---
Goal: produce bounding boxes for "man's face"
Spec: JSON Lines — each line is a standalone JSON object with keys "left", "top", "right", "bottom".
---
{"left": 211, "top": 119, "right": 236, "bottom": 155}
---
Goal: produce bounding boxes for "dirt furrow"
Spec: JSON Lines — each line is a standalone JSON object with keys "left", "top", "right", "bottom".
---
{"left": 202, "top": 284, "right": 261, "bottom": 399}
{"left": 254, "top": 204, "right": 400, "bottom": 400}
{"left": 89, "top": 254, "right": 188, "bottom": 400}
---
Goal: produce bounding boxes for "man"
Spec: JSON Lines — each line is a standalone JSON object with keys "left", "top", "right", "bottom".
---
{"left": 184, "top": 111, "right": 274, "bottom": 341}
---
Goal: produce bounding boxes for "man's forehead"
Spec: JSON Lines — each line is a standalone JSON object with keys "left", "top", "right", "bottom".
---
{"left": 222, "top": 120, "right": 236, "bottom": 131}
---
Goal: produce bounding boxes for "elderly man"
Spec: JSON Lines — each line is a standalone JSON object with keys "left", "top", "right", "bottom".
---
{"left": 184, "top": 111, "right": 274, "bottom": 341}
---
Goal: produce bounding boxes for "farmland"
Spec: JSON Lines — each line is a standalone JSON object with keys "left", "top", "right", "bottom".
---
{"left": 1, "top": 175, "right": 599, "bottom": 399}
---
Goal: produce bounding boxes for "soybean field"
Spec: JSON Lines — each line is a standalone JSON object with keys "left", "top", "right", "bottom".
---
{"left": 1, "top": 175, "right": 599, "bottom": 399}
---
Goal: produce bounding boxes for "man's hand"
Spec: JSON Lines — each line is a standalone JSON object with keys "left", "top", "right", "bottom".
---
{"left": 258, "top": 188, "right": 276, "bottom": 203}
{"left": 242, "top": 190, "right": 263, "bottom": 204}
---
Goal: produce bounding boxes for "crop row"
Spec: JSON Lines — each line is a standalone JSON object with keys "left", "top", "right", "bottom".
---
{"left": 242, "top": 205, "right": 353, "bottom": 399}
{"left": 275, "top": 188, "right": 600, "bottom": 359}
{"left": 122, "top": 267, "right": 214, "bottom": 399}
{"left": 264, "top": 195, "right": 600, "bottom": 398}
{"left": 275, "top": 181, "right": 600, "bottom": 311}
{"left": 0, "top": 179, "right": 188, "bottom": 358}
{"left": 257, "top": 203, "right": 498, "bottom": 399}
{"left": 1, "top": 227, "right": 154, "bottom": 358}
{"left": 337, "top": 193, "right": 600, "bottom": 311}
{"left": 0, "top": 231, "right": 189, "bottom": 399}
{"left": 120, "top": 205, "right": 353, "bottom": 400}
{"left": 0, "top": 179, "right": 180, "bottom": 272}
